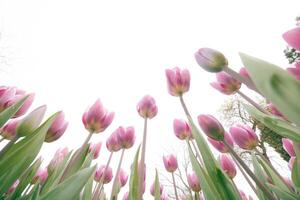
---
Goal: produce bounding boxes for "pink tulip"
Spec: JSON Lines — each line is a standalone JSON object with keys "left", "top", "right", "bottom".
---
{"left": 89, "top": 141, "right": 102, "bottom": 159}
{"left": 45, "top": 111, "right": 68, "bottom": 142}
{"left": 0, "top": 119, "right": 19, "bottom": 140}
{"left": 282, "top": 138, "right": 300, "bottom": 157}
{"left": 118, "top": 168, "right": 128, "bottom": 187}
{"left": 219, "top": 154, "right": 236, "bottom": 179}
{"left": 0, "top": 86, "right": 16, "bottom": 112}
{"left": 283, "top": 26, "right": 300, "bottom": 51}
{"left": 194, "top": 48, "right": 228, "bottom": 72}
{"left": 165, "top": 67, "right": 190, "bottom": 96}
{"left": 136, "top": 95, "right": 158, "bottom": 119}
{"left": 229, "top": 124, "right": 259, "bottom": 150}
{"left": 48, "top": 147, "right": 69, "bottom": 173}
{"left": 173, "top": 119, "right": 192, "bottom": 140}
{"left": 7, "top": 93, "right": 35, "bottom": 118}
{"left": 239, "top": 67, "right": 250, "bottom": 79}
{"left": 116, "top": 126, "right": 135, "bottom": 149}
{"left": 163, "top": 154, "right": 178, "bottom": 173}
{"left": 187, "top": 171, "right": 201, "bottom": 192}
{"left": 123, "top": 192, "right": 129, "bottom": 200}
{"left": 82, "top": 99, "right": 114, "bottom": 134}
{"left": 7, "top": 179, "right": 19, "bottom": 195}
{"left": 31, "top": 168, "right": 48, "bottom": 184}
{"left": 150, "top": 182, "right": 163, "bottom": 196}
{"left": 197, "top": 114, "right": 225, "bottom": 141}
{"left": 106, "top": 132, "right": 121, "bottom": 152}
{"left": 207, "top": 132, "right": 233, "bottom": 153}
{"left": 287, "top": 61, "right": 300, "bottom": 80}
{"left": 94, "top": 165, "right": 113, "bottom": 184}
{"left": 210, "top": 72, "right": 241, "bottom": 95}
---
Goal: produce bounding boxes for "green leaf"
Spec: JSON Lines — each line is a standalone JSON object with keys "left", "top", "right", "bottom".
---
{"left": 251, "top": 154, "right": 268, "bottom": 200}
{"left": 291, "top": 157, "right": 300, "bottom": 188}
{"left": 240, "top": 53, "right": 300, "bottom": 127}
{"left": 81, "top": 153, "right": 94, "bottom": 200}
{"left": 268, "top": 184, "right": 299, "bottom": 200}
{"left": 154, "top": 169, "right": 161, "bottom": 200}
{"left": 39, "top": 166, "right": 96, "bottom": 200}
{"left": 129, "top": 146, "right": 141, "bottom": 200}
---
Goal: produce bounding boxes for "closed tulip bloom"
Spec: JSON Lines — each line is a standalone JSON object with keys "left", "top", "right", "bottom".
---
{"left": 207, "top": 132, "right": 233, "bottom": 153}
{"left": 89, "top": 141, "right": 102, "bottom": 159}
{"left": 123, "top": 192, "right": 129, "bottom": 200}
{"left": 136, "top": 95, "right": 158, "bottom": 119}
{"left": 197, "top": 114, "right": 224, "bottom": 141}
{"left": 106, "top": 132, "right": 121, "bottom": 152}
{"left": 230, "top": 124, "right": 259, "bottom": 150}
{"left": 32, "top": 168, "right": 48, "bottom": 184}
{"left": 116, "top": 126, "right": 135, "bottom": 149}
{"left": 210, "top": 72, "right": 241, "bottom": 95}
{"left": 194, "top": 48, "right": 228, "bottom": 72}
{"left": 187, "top": 171, "right": 201, "bottom": 192}
{"left": 94, "top": 165, "right": 113, "bottom": 184}
{"left": 163, "top": 154, "right": 178, "bottom": 173}
{"left": 45, "top": 111, "right": 68, "bottom": 142}
{"left": 219, "top": 154, "right": 236, "bottom": 179}
{"left": 7, "top": 93, "right": 35, "bottom": 118}
{"left": 150, "top": 182, "right": 163, "bottom": 196}
{"left": 283, "top": 27, "right": 300, "bottom": 51}
{"left": 0, "top": 119, "right": 19, "bottom": 140}
{"left": 118, "top": 168, "right": 128, "bottom": 187}
{"left": 173, "top": 119, "right": 192, "bottom": 140}
{"left": 165, "top": 67, "right": 190, "bottom": 96}
{"left": 0, "top": 86, "right": 16, "bottom": 112}
{"left": 48, "top": 147, "right": 69, "bottom": 173}
{"left": 82, "top": 99, "right": 114, "bottom": 134}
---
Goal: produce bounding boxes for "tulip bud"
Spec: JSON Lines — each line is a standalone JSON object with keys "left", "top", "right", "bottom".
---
{"left": 194, "top": 48, "right": 228, "bottom": 72}
{"left": 7, "top": 179, "right": 19, "bottom": 195}
{"left": 283, "top": 27, "right": 300, "bottom": 51}
{"left": 0, "top": 119, "right": 19, "bottom": 140}
{"left": 0, "top": 86, "right": 16, "bottom": 112}
{"left": 45, "top": 111, "right": 68, "bottom": 142}
{"left": 106, "top": 132, "right": 121, "bottom": 152}
{"left": 31, "top": 168, "right": 48, "bottom": 184}
{"left": 197, "top": 114, "right": 224, "bottom": 141}
{"left": 89, "top": 141, "right": 102, "bottom": 159}
{"left": 116, "top": 126, "right": 135, "bottom": 149}
{"left": 165, "top": 67, "right": 190, "bottom": 96}
{"left": 187, "top": 171, "right": 201, "bottom": 192}
{"left": 17, "top": 105, "right": 47, "bottom": 137}
{"left": 94, "top": 165, "right": 113, "bottom": 184}
{"left": 173, "top": 119, "right": 192, "bottom": 140}
{"left": 136, "top": 95, "right": 158, "bottom": 119}
{"left": 210, "top": 72, "right": 241, "bottom": 95}
{"left": 150, "top": 181, "right": 163, "bottom": 196}
{"left": 219, "top": 154, "right": 236, "bottom": 179}
{"left": 163, "top": 154, "right": 178, "bottom": 173}
{"left": 8, "top": 93, "right": 35, "bottom": 118}
{"left": 48, "top": 147, "right": 69, "bottom": 173}
{"left": 118, "top": 168, "right": 128, "bottom": 187}
{"left": 229, "top": 124, "right": 259, "bottom": 150}
{"left": 82, "top": 99, "right": 114, "bottom": 134}
{"left": 207, "top": 132, "right": 233, "bottom": 153}
{"left": 123, "top": 192, "right": 129, "bottom": 200}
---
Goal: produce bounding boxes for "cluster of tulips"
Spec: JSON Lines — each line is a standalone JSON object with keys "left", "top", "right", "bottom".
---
{"left": 1, "top": 25, "right": 300, "bottom": 200}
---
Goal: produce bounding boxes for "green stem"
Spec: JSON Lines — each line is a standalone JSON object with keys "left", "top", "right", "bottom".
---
{"left": 138, "top": 117, "right": 148, "bottom": 199}
{"left": 110, "top": 149, "right": 125, "bottom": 200}
{"left": 190, "top": 140, "right": 204, "bottom": 166}
{"left": 237, "top": 90, "right": 267, "bottom": 114}
{"left": 0, "top": 135, "right": 18, "bottom": 158}
{"left": 172, "top": 172, "right": 179, "bottom": 200}
{"left": 194, "top": 192, "right": 200, "bottom": 200}
{"left": 179, "top": 95, "right": 192, "bottom": 119}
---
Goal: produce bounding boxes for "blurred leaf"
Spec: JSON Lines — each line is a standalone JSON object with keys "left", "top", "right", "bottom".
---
{"left": 129, "top": 146, "right": 140, "bottom": 200}
{"left": 81, "top": 153, "right": 94, "bottom": 200}
{"left": 252, "top": 153, "right": 268, "bottom": 200}
{"left": 154, "top": 169, "right": 161, "bottom": 200}
{"left": 291, "top": 157, "right": 300, "bottom": 188}
{"left": 268, "top": 184, "right": 299, "bottom": 200}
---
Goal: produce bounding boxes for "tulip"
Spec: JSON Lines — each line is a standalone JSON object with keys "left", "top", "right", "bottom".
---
{"left": 194, "top": 48, "right": 228, "bottom": 72}
{"left": 45, "top": 111, "right": 68, "bottom": 142}
{"left": 123, "top": 192, "right": 129, "bottom": 200}
{"left": 283, "top": 26, "right": 300, "bottom": 51}
{"left": 239, "top": 67, "right": 250, "bottom": 79}
{"left": 150, "top": 182, "right": 163, "bottom": 196}
{"left": 282, "top": 138, "right": 300, "bottom": 157}
{"left": 0, "top": 86, "right": 16, "bottom": 112}
{"left": 89, "top": 141, "right": 102, "bottom": 159}
{"left": 163, "top": 154, "right": 178, "bottom": 173}
{"left": 229, "top": 124, "right": 259, "bottom": 150}
{"left": 82, "top": 99, "right": 114, "bottom": 134}
{"left": 31, "top": 168, "right": 48, "bottom": 184}
{"left": 106, "top": 132, "right": 121, "bottom": 152}
{"left": 197, "top": 114, "right": 224, "bottom": 141}
{"left": 0, "top": 119, "right": 19, "bottom": 140}
{"left": 94, "top": 165, "right": 113, "bottom": 184}
{"left": 219, "top": 154, "right": 236, "bottom": 179}
{"left": 187, "top": 171, "right": 201, "bottom": 192}
{"left": 116, "top": 126, "right": 135, "bottom": 149}
{"left": 136, "top": 95, "right": 158, "bottom": 119}
{"left": 207, "top": 132, "right": 233, "bottom": 153}
{"left": 48, "top": 147, "right": 69, "bottom": 173}
{"left": 173, "top": 119, "right": 192, "bottom": 140}
{"left": 6, "top": 93, "right": 35, "bottom": 118}
{"left": 118, "top": 168, "right": 128, "bottom": 187}
{"left": 165, "top": 67, "right": 190, "bottom": 96}
{"left": 287, "top": 60, "right": 300, "bottom": 80}
{"left": 7, "top": 179, "right": 19, "bottom": 195}
{"left": 210, "top": 72, "right": 241, "bottom": 95}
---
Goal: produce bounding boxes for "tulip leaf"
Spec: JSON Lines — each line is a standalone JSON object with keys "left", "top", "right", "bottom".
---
{"left": 251, "top": 154, "right": 268, "bottom": 200}
{"left": 39, "top": 166, "right": 96, "bottom": 200}
{"left": 129, "top": 146, "right": 141, "bottom": 200}
{"left": 81, "top": 153, "right": 94, "bottom": 200}
{"left": 267, "top": 184, "right": 299, "bottom": 200}
{"left": 291, "top": 157, "right": 300, "bottom": 188}
{"left": 240, "top": 53, "right": 300, "bottom": 127}
{"left": 154, "top": 169, "right": 161, "bottom": 200}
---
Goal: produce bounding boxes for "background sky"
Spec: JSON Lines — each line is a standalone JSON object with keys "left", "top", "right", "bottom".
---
{"left": 0, "top": 0, "right": 299, "bottom": 199}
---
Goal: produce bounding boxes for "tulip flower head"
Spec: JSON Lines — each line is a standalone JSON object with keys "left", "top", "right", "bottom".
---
{"left": 0, "top": 119, "right": 19, "bottom": 140}
{"left": 163, "top": 154, "right": 178, "bottom": 173}
{"left": 230, "top": 124, "right": 259, "bottom": 150}
{"left": 32, "top": 168, "right": 48, "bottom": 184}
{"left": 106, "top": 132, "right": 122, "bottom": 152}
{"left": 116, "top": 126, "right": 135, "bottom": 149}
{"left": 187, "top": 171, "right": 201, "bottom": 192}
{"left": 94, "top": 165, "right": 113, "bottom": 184}
{"left": 173, "top": 119, "right": 192, "bottom": 140}
{"left": 287, "top": 60, "right": 300, "bottom": 80}
{"left": 9, "top": 93, "right": 35, "bottom": 118}
{"left": 82, "top": 99, "right": 114, "bottom": 134}
{"left": 0, "top": 86, "right": 16, "bottom": 112}
{"left": 150, "top": 182, "right": 163, "bottom": 196}
{"left": 45, "top": 111, "right": 68, "bottom": 142}
{"left": 136, "top": 95, "right": 158, "bottom": 119}
{"left": 194, "top": 48, "right": 228, "bottom": 72}
{"left": 118, "top": 168, "right": 128, "bottom": 187}
{"left": 210, "top": 72, "right": 241, "bottom": 95}
{"left": 48, "top": 147, "right": 69, "bottom": 173}
{"left": 207, "top": 132, "right": 233, "bottom": 153}
{"left": 165, "top": 67, "right": 190, "bottom": 96}
{"left": 89, "top": 141, "right": 102, "bottom": 159}
{"left": 283, "top": 26, "right": 300, "bottom": 51}
{"left": 219, "top": 154, "right": 236, "bottom": 179}
{"left": 197, "top": 114, "right": 225, "bottom": 141}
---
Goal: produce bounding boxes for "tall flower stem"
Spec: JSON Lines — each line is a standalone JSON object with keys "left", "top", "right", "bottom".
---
{"left": 224, "top": 141, "right": 276, "bottom": 200}
{"left": 110, "top": 149, "right": 125, "bottom": 200}
{"left": 190, "top": 140, "right": 204, "bottom": 166}
{"left": 236, "top": 91, "right": 267, "bottom": 114}
{"left": 171, "top": 172, "right": 179, "bottom": 200}
{"left": 179, "top": 95, "right": 192, "bottom": 119}
{"left": 138, "top": 117, "right": 148, "bottom": 199}
{"left": 0, "top": 135, "right": 18, "bottom": 158}
{"left": 194, "top": 192, "right": 200, "bottom": 200}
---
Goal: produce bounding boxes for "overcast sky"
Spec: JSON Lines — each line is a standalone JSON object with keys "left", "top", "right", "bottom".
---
{"left": 0, "top": 0, "right": 299, "bottom": 199}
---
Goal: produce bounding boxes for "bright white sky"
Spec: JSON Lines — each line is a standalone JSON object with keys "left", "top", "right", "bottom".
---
{"left": 0, "top": 0, "right": 299, "bottom": 199}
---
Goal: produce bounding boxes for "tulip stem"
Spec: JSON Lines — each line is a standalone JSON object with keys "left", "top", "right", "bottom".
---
{"left": 138, "top": 117, "right": 148, "bottom": 199}
{"left": 194, "top": 192, "right": 200, "bottom": 200}
{"left": 0, "top": 135, "right": 18, "bottom": 159}
{"left": 236, "top": 90, "right": 267, "bottom": 114}
{"left": 224, "top": 141, "right": 276, "bottom": 200}
{"left": 179, "top": 95, "right": 192, "bottom": 119}
{"left": 110, "top": 149, "right": 125, "bottom": 200}
{"left": 171, "top": 172, "right": 179, "bottom": 200}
